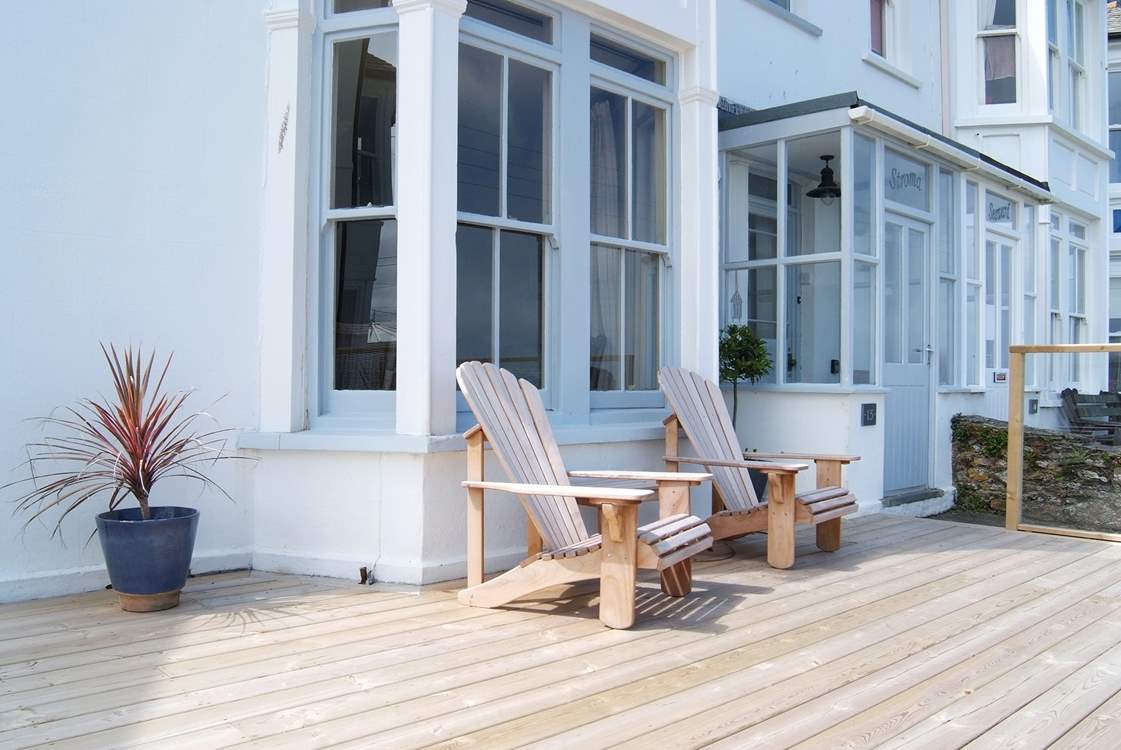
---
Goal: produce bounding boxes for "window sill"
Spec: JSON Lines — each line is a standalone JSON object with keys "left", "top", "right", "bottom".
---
{"left": 736, "top": 383, "right": 887, "bottom": 395}
{"left": 861, "top": 52, "right": 921, "bottom": 89}
{"left": 937, "top": 387, "right": 987, "bottom": 395}
{"left": 237, "top": 420, "right": 667, "bottom": 455}
{"left": 741, "top": 0, "right": 822, "bottom": 37}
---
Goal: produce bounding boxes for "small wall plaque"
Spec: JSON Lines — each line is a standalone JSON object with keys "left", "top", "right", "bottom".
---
{"left": 993, "top": 371, "right": 1008, "bottom": 384}
{"left": 861, "top": 403, "right": 876, "bottom": 427}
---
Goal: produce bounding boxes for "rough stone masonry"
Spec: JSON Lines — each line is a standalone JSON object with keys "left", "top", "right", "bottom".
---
{"left": 951, "top": 414, "right": 1121, "bottom": 532}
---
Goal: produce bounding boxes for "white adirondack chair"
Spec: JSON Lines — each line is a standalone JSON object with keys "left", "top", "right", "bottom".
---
{"left": 659, "top": 367, "right": 859, "bottom": 570}
{"left": 457, "top": 362, "right": 714, "bottom": 629}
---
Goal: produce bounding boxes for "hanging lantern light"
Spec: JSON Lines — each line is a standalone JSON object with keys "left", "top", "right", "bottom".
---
{"left": 806, "top": 154, "right": 841, "bottom": 205}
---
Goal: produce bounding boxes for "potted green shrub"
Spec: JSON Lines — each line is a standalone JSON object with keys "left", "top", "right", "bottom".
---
{"left": 719, "top": 323, "right": 773, "bottom": 427}
{"left": 7, "top": 345, "right": 237, "bottom": 611}
{"left": 720, "top": 324, "right": 773, "bottom": 501}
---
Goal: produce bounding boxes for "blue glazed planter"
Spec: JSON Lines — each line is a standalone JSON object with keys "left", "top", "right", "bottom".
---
{"left": 96, "top": 506, "right": 199, "bottom": 611}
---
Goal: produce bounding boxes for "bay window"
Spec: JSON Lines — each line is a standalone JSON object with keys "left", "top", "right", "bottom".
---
{"left": 979, "top": 0, "right": 1016, "bottom": 105}
{"left": 589, "top": 40, "right": 671, "bottom": 394}
{"left": 1047, "top": 0, "right": 1089, "bottom": 131}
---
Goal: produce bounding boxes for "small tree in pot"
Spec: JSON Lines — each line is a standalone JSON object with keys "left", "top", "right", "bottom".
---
{"left": 719, "top": 324, "right": 772, "bottom": 427}
{"left": 6, "top": 345, "right": 238, "bottom": 612}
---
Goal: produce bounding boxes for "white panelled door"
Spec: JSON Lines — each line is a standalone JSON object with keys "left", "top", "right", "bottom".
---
{"left": 883, "top": 216, "right": 931, "bottom": 494}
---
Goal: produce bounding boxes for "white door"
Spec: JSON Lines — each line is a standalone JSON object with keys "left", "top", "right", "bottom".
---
{"left": 883, "top": 216, "right": 931, "bottom": 494}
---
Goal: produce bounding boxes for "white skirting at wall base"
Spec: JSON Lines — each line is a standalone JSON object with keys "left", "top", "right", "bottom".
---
{"left": 251, "top": 545, "right": 529, "bottom": 586}
{"left": 0, "top": 548, "right": 253, "bottom": 604}
{"left": 880, "top": 490, "right": 955, "bottom": 518}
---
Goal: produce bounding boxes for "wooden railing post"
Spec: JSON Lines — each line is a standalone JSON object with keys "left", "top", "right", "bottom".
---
{"left": 1005, "top": 350, "right": 1025, "bottom": 531}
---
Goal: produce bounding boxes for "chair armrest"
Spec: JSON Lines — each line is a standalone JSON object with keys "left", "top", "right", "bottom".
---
{"left": 663, "top": 455, "right": 807, "bottom": 475}
{"left": 744, "top": 451, "right": 861, "bottom": 464}
{"left": 568, "top": 470, "right": 712, "bottom": 484}
{"left": 461, "top": 480, "right": 651, "bottom": 503}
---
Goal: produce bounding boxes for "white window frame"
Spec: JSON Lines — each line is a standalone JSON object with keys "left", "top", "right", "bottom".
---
{"left": 1109, "top": 69, "right": 1121, "bottom": 183}
{"left": 454, "top": 27, "right": 561, "bottom": 411}
{"left": 588, "top": 33, "right": 675, "bottom": 409}
{"left": 310, "top": 13, "right": 402, "bottom": 428}
{"left": 936, "top": 168, "right": 960, "bottom": 387}
{"left": 976, "top": 0, "right": 1019, "bottom": 107}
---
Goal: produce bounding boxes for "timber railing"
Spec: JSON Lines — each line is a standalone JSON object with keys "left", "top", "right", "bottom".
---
{"left": 1005, "top": 343, "right": 1121, "bottom": 542}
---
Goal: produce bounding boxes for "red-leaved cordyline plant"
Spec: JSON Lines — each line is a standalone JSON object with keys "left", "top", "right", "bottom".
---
{"left": 6, "top": 344, "right": 239, "bottom": 538}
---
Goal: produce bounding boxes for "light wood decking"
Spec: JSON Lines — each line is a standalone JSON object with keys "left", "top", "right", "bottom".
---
{"left": 3, "top": 515, "right": 1121, "bottom": 749}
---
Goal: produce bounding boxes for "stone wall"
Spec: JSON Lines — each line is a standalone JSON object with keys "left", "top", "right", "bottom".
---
{"left": 951, "top": 414, "right": 1121, "bottom": 531}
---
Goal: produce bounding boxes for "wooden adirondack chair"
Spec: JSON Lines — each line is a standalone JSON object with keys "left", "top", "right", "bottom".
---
{"left": 1060, "top": 388, "right": 1121, "bottom": 445}
{"left": 659, "top": 367, "right": 859, "bottom": 570}
{"left": 456, "top": 362, "right": 715, "bottom": 629}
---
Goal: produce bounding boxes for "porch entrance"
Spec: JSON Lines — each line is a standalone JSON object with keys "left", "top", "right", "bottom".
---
{"left": 883, "top": 215, "right": 931, "bottom": 494}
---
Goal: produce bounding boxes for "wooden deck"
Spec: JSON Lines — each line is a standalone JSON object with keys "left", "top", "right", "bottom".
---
{"left": 4, "top": 515, "right": 1121, "bottom": 749}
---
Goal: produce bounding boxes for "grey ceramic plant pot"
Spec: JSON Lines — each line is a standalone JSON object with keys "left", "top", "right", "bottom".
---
{"left": 95, "top": 506, "right": 199, "bottom": 612}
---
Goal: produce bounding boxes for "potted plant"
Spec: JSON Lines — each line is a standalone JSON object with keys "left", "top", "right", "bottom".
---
{"left": 7, "top": 345, "right": 237, "bottom": 612}
{"left": 720, "top": 324, "right": 773, "bottom": 499}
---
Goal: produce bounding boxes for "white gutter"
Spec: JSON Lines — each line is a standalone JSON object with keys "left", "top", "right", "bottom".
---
{"left": 848, "top": 106, "right": 1052, "bottom": 204}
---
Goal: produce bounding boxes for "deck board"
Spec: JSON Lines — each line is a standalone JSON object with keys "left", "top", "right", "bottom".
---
{"left": 1, "top": 517, "right": 1119, "bottom": 749}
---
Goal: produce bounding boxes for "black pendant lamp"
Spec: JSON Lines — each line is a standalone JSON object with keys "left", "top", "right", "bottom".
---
{"left": 806, "top": 154, "right": 841, "bottom": 205}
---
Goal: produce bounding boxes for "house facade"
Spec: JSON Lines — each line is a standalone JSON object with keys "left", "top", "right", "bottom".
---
{"left": 0, "top": 0, "right": 1111, "bottom": 601}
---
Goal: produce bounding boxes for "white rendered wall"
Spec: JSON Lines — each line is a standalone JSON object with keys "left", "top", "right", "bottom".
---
{"left": 715, "top": 0, "right": 944, "bottom": 131}
{"left": 0, "top": 1, "right": 267, "bottom": 601}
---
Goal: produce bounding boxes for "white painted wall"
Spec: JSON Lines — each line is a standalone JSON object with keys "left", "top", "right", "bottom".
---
{"left": 716, "top": 0, "right": 944, "bottom": 131}
{"left": 0, "top": 1, "right": 268, "bottom": 600}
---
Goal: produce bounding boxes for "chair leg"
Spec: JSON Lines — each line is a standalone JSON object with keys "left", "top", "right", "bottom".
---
{"left": 660, "top": 559, "right": 692, "bottom": 597}
{"left": 658, "top": 480, "right": 694, "bottom": 596}
{"left": 598, "top": 503, "right": 638, "bottom": 629}
{"left": 816, "top": 517, "right": 842, "bottom": 552}
{"left": 767, "top": 473, "right": 796, "bottom": 569}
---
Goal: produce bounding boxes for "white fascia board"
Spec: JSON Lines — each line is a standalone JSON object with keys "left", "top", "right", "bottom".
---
{"left": 848, "top": 106, "right": 1053, "bottom": 204}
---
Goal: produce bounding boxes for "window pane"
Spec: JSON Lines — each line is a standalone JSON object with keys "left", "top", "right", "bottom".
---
{"left": 456, "top": 225, "right": 494, "bottom": 368}
{"left": 854, "top": 262, "right": 876, "bottom": 385}
{"left": 632, "top": 101, "right": 666, "bottom": 243}
{"left": 458, "top": 45, "right": 502, "bottom": 216}
{"left": 1114, "top": 209, "right": 1121, "bottom": 233}
{"left": 938, "top": 171, "right": 956, "bottom": 274}
{"left": 885, "top": 223, "right": 903, "bottom": 364}
{"left": 983, "top": 36, "right": 1016, "bottom": 104}
{"left": 884, "top": 149, "right": 930, "bottom": 211}
{"left": 1050, "top": 237, "right": 1061, "bottom": 310}
{"left": 1071, "top": 246, "right": 1086, "bottom": 314}
{"left": 1074, "top": 1, "right": 1084, "bottom": 64}
{"left": 1023, "top": 204, "right": 1036, "bottom": 294}
{"left": 1000, "top": 244, "right": 1011, "bottom": 368}
{"left": 333, "top": 0, "right": 391, "bottom": 12}
{"left": 1070, "top": 222, "right": 1085, "bottom": 240}
{"left": 854, "top": 135, "right": 875, "bottom": 256}
{"left": 967, "top": 284, "right": 981, "bottom": 385}
{"left": 590, "top": 243, "right": 622, "bottom": 390}
{"left": 985, "top": 240, "right": 996, "bottom": 368}
{"left": 786, "top": 262, "right": 841, "bottom": 384}
{"left": 624, "top": 250, "right": 660, "bottom": 390}
{"left": 1024, "top": 297, "right": 1036, "bottom": 384}
{"left": 334, "top": 220, "right": 397, "bottom": 390}
{"left": 590, "top": 35, "right": 665, "bottom": 85}
{"left": 590, "top": 88, "right": 627, "bottom": 238}
{"left": 464, "top": 0, "right": 552, "bottom": 44}
{"left": 506, "top": 61, "right": 551, "bottom": 224}
{"left": 939, "top": 279, "right": 957, "bottom": 385}
{"left": 966, "top": 182, "right": 979, "bottom": 280}
{"left": 985, "top": 191, "right": 1015, "bottom": 229}
{"left": 726, "top": 267, "right": 778, "bottom": 384}
{"left": 980, "top": 0, "right": 1015, "bottom": 29}
{"left": 747, "top": 170, "right": 779, "bottom": 260}
{"left": 499, "top": 232, "right": 544, "bottom": 386}
{"left": 1111, "top": 74, "right": 1121, "bottom": 127}
{"left": 331, "top": 35, "right": 397, "bottom": 209}
{"left": 1071, "top": 317, "right": 1086, "bottom": 381}
{"left": 1112, "top": 131, "right": 1121, "bottom": 183}
{"left": 907, "top": 228, "right": 926, "bottom": 364}
{"left": 870, "top": 0, "right": 885, "bottom": 56}
{"left": 1070, "top": 66, "right": 1081, "bottom": 129}
{"left": 1047, "top": 0, "right": 1057, "bottom": 43}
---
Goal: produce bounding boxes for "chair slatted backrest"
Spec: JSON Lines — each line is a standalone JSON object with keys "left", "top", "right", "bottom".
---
{"left": 659, "top": 367, "right": 760, "bottom": 512}
{"left": 1062, "top": 388, "right": 1121, "bottom": 426}
{"left": 457, "top": 362, "right": 589, "bottom": 551}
